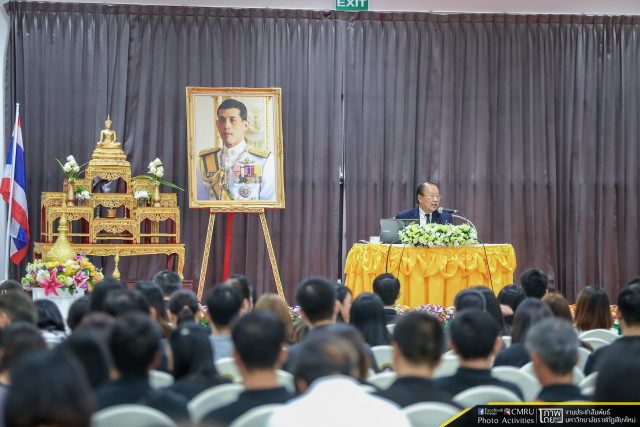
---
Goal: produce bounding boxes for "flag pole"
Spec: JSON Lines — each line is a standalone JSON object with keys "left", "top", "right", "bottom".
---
{"left": 4, "top": 103, "right": 19, "bottom": 280}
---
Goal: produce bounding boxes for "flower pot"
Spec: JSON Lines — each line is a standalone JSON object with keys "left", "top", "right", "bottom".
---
{"left": 77, "top": 199, "right": 87, "bottom": 207}
{"left": 153, "top": 183, "right": 161, "bottom": 207}
{"left": 138, "top": 199, "right": 149, "bottom": 207}
{"left": 32, "top": 287, "right": 84, "bottom": 322}
{"left": 105, "top": 208, "right": 118, "bottom": 218}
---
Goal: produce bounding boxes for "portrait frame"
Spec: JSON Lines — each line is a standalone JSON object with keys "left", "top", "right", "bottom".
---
{"left": 186, "top": 87, "right": 285, "bottom": 209}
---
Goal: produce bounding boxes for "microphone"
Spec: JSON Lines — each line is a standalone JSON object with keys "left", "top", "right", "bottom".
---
{"left": 438, "top": 207, "right": 463, "bottom": 215}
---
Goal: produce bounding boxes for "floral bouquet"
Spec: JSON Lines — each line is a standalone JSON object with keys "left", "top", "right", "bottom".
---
{"left": 133, "top": 158, "right": 184, "bottom": 191}
{"left": 22, "top": 253, "right": 104, "bottom": 296}
{"left": 134, "top": 190, "right": 151, "bottom": 203}
{"left": 75, "top": 186, "right": 93, "bottom": 201}
{"left": 56, "top": 155, "right": 87, "bottom": 182}
{"left": 399, "top": 223, "right": 479, "bottom": 248}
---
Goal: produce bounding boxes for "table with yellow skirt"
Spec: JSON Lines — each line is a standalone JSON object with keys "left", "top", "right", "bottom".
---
{"left": 344, "top": 243, "right": 516, "bottom": 307}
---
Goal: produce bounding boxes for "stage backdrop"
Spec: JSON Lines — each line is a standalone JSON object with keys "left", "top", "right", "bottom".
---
{"left": 5, "top": 2, "right": 640, "bottom": 303}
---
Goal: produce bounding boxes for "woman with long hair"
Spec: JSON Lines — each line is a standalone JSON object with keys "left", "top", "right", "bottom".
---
{"left": 255, "top": 293, "right": 294, "bottom": 343}
{"left": 574, "top": 286, "right": 613, "bottom": 331}
{"left": 349, "top": 293, "right": 390, "bottom": 347}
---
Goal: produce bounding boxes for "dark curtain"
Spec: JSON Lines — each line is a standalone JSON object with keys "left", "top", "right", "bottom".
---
{"left": 5, "top": 3, "right": 640, "bottom": 303}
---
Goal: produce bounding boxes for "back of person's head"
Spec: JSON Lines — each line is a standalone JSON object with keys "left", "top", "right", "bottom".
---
{"left": 472, "top": 286, "right": 508, "bottom": 334}
{"left": 295, "top": 277, "right": 336, "bottom": 324}
{"left": 104, "top": 288, "right": 150, "bottom": 317}
{"left": 76, "top": 312, "right": 116, "bottom": 347}
{"left": 254, "top": 293, "right": 294, "bottom": 343}
{"left": 153, "top": 270, "right": 182, "bottom": 298}
{"left": 169, "top": 290, "right": 201, "bottom": 325}
{"left": 109, "top": 312, "right": 161, "bottom": 377}
{"left": 349, "top": 292, "right": 391, "bottom": 347}
{"left": 449, "top": 309, "right": 499, "bottom": 360}
{"left": 334, "top": 283, "right": 353, "bottom": 323}
{"left": 372, "top": 274, "right": 401, "bottom": 306}
{"left": 292, "top": 333, "right": 357, "bottom": 390}
{"left": 594, "top": 340, "right": 640, "bottom": 402}
{"left": 292, "top": 319, "right": 310, "bottom": 343}
{"left": 574, "top": 286, "right": 612, "bottom": 331}
{"left": 319, "top": 323, "right": 372, "bottom": 381}
{"left": 0, "top": 322, "right": 46, "bottom": 373}
{"left": 206, "top": 284, "right": 243, "bottom": 329}
{"left": 67, "top": 296, "right": 91, "bottom": 332}
{"left": 35, "top": 299, "right": 65, "bottom": 332}
{"left": 169, "top": 322, "right": 219, "bottom": 382}
{"left": 393, "top": 312, "right": 444, "bottom": 367}
{"left": 232, "top": 310, "right": 285, "bottom": 371}
{"left": 226, "top": 274, "right": 256, "bottom": 310}
{"left": 541, "top": 293, "right": 573, "bottom": 322}
{"left": 6, "top": 347, "right": 95, "bottom": 427}
{"left": 453, "top": 288, "right": 487, "bottom": 313}
{"left": 0, "top": 291, "right": 37, "bottom": 326}
{"left": 617, "top": 285, "right": 640, "bottom": 327}
{"left": 511, "top": 298, "right": 552, "bottom": 344}
{"left": 0, "top": 280, "right": 23, "bottom": 293}
{"left": 525, "top": 317, "right": 578, "bottom": 376}
{"left": 519, "top": 268, "right": 548, "bottom": 298}
{"left": 497, "top": 284, "right": 526, "bottom": 325}
{"left": 60, "top": 331, "right": 111, "bottom": 390}
{"left": 89, "top": 277, "right": 126, "bottom": 312}
{"left": 134, "top": 281, "right": 169, "bottom": 322}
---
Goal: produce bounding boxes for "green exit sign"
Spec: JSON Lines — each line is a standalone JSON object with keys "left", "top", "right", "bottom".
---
{"left": 336, "top": 0, "right": 368, "bottom": 11}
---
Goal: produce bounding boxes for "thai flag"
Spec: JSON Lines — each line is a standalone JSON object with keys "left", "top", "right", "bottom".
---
{"left": 1, "top": 113, "right": 29, "bottom": 264}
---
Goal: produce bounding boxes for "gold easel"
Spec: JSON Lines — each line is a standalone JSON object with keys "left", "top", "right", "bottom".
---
{"left": 197, "top": 207, "right": 284, "bottom": 302}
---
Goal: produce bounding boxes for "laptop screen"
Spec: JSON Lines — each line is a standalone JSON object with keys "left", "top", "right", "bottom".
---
{"left": 379, "top": 218, "right": 419, "bottom": 244}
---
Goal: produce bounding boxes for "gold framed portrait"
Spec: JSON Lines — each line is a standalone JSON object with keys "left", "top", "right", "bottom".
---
{"left": 186, "top": 87, "right": 285, "bottom": 209}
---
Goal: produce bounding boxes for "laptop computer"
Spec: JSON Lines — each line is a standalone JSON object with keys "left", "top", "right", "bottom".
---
{"left": 379, "top": 218, "right": 419, "bottom": 244}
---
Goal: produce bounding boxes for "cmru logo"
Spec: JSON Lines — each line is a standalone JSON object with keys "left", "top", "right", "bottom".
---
{"left": 539, "top": 408, "right": 563, "bottom": 423}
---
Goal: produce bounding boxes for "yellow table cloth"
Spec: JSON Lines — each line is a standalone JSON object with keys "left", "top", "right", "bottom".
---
{"left": 344, "top": 243, "right": 516, "bottom": 307}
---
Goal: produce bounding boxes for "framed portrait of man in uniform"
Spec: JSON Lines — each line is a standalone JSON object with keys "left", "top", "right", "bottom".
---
{"left": 186, "top": 87, "right": 285, "bottom": 209}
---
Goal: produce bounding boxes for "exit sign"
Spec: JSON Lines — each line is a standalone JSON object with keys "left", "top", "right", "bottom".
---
{"left": 336, "top": 0, "right": 368, "bottom": 11}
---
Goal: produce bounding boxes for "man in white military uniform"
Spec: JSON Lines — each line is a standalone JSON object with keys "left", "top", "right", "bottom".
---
{"left": 197, "top": 99, "right": 275, "bottom": 201}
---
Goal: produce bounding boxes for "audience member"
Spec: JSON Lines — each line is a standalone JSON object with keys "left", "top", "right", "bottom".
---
{"left": 497, "top": 284, "right": 525, "bottom": 327}
{"left": 525, "top": 317, "right": 585, "bottom": 402}
{"left": 349, "top": 293, "right": 391, "bottom": 347}
{"left": 88, "top": 277, "right": 126, "bottom": 312}
{"left": 323, "top": 323, "right": 375, "bottom": 380}
{"left": 205, "top": 284, "right": 244, "bottom": 361}
{"left": 0, "top": 291, "right": 37, "bottom": 328}
{"left": 60, "top": 331, "right": 111, "bottom": 390}
{"left": 268, "top": 333, "right": 410, "bottom": 427}
{"left": 255, "top": 293, "right": 294, "bottom": 343}
{"left": 66, "top": 296, "right": 91, "bottom": 332}
{"left": 103, "top": 288, "right": 150, "bottom": 317}
{"left": 519, "top": 268, "right": 548, "bottom": 299}
{"left": 153, "top": 270, "right": 182, "bottom": 309}
{"left": 291, "top": 319, "right": 310, "bottom": 343}
{"left": 593, "top": 339, "right": 640, "bottom": 402}
{"left": 134, "top": 281, "right": 173, "bottom": 336}
{"left": 542, "top": 293, "right": 573, "bottom": 323}
{"left": 494, "top": 298, "right": 552, "bottom": 368}
{"left": 168, "top": 289, "right": 201, "bottom": 326}
{"left": 453, "top": 288, "right": 486, "bottom": 313}
{"left": 584, "top": 285, "right": 640, "bottom": 375}
{"left": 0, "top": 280, "right": 22, "bottom": 294}
{"left": 5, "top": 348, "right": 95, "bottom": 427}
{"left": 203, "top": 311, "right": 293, "bottom": 425}
{"left": 34, "top": 299, "right": 67, "bottom": 345}
{"left": 226, "top": 274, "right": 256, "bottom": 314}
{"left": 167, "top": 322, "right": 224, "bottom": 400}
{"left": 335, "top": 283, "right": 353, "bottom": 323}
{"left": 573, "top": 286, "right": 613, "bottom": 331}
{"left": 434, "top": 309, "right": 523, "bottom": 399}
{"left": 96, "top": 312, "right": 189, "bottom": 421}
{"left": 75, "top": 312, "right": 116, "bottom": 347}
{"left": 372, "top": 273, "right": 400, "bottom": 324}
{"left": 375, "top": 312, "right": 457, "bottom": 407}
{"left": 473, "top": 286, "right": 509, "bottom": 335}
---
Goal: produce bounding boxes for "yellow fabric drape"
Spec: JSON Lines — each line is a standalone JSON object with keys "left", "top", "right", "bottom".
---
{"left": 344, "top": 244, "right": 517, "bottom": 307}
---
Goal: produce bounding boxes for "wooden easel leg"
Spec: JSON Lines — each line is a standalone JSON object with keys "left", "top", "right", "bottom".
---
{"left": 197, "top": 210, "right": 216, "bottom": 301}
{"left": 258, "top": 211, "right": 285, "bottom": 302}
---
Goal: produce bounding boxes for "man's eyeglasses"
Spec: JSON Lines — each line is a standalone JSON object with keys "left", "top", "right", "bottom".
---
{"left": 421, "top": 194, "right": 441, "bottom": 200}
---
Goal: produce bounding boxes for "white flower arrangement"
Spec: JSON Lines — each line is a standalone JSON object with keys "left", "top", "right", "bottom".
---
{"left": 56, "top": 155, "right": 86, "bottom": 182}
{"left": 76, "top": 190, "right": 92, "bottom": 200}
{"left": 134, "top": 190, "right": 151, "bottom": 200}
{"left": 399, "top": 223, "right": 479, "bottom": 248}
{"left": 133, "top": 157, "right": 183, "bottom": 191}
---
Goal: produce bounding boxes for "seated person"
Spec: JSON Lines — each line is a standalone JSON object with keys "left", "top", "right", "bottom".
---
{"left": 372, "top": 274, "right": 401, "bottom": 324}
{"left": 395, "top": 182, "right": 452, "bottom": 225}
{"left": 593, "top": 339, "right": 640, "bottom": 402}
{"left": 203, "top": 311, "right": 294, "bottom": 425}
{"left": 434, "top": 309, "right": 523, "bottom": 400}
{"left": 525, "top": 317, "right": 586, "bottom": 402}
{"left": 205, "top": 284, "right": 244, "bottom": 361}
{"left": 375, "top": 312, "right": 458, "bottom": 407}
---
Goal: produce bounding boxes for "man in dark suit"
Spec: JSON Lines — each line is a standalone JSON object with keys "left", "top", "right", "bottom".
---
{"left": 395, "top": 182, "right": 452, "bottom": 225}
{"left": 372, "top": 274, "right": 401, "bottom": 324}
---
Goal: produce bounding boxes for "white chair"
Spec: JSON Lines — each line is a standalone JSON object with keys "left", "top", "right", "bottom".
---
{"left": 453, "top": 385, "right": 522, "bottom": 408}
{"left": 188, "top": 383, "right": 245, "bottom": 423}
{"left": 275, "top": 369, "right": 296, "bottom": 394}
{"left": 366, "top": 371, "right": 397, "bottom": 390}
{"left": 403, "top": 402, "right": 461, "bottom": 427}
{"left": 149, "top": 369, "right": 174, "bottom": 389}
{"left": 371, "top": 345, "right": 395, "bottom": 371}
{"left": 215, "top": 357, "right": 243, "bottom": 382}
{"left": 502, "top": 336, "right": 512, "bottom": 348}
{"left": 230, "top": 404, "right": 282, "bottom": 427}
{"left": 576, "top": 346, "right": 592, "bottom": 372}
{"left": 578, "top": 328, "right": 619, "bottom": 344}
{"left": 579, "top": 371, "right": 598, "bottom": 392}
{"left": 491, "top": 365, "right": 541, "bottom": 402}
{"left": 433, "top": 354, "right": 459, "bottom": 378}
{"left": 580, "top": 337, "right": 610, "bottom": 351}
{"left": 386, "top": 323, "right": 396, "bottom": 335}
{"left": 91, "top": 404, "right": 177, "bottom": 427}
{"left": 581, "top": 386, "right": 595, "bottom": 398}
{"left": 520, "top": 362, "right": 584, "bottom": 385}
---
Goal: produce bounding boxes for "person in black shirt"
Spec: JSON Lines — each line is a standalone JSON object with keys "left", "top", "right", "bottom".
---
{"left": 372, "top": 274, "right": 401, "bottom": 324}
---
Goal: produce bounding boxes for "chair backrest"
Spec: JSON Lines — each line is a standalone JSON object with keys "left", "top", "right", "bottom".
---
{"left": 275, "top": 369, "right": 296, "bottom": 394}
{"left": 579, "top": 337, "right": 610, "bottom": 351}
{"left": 188, "top": 383, "right": 245, "bottom": 423}
{"left": 402, "top": 402, "right": 461, "bottom": 427}
{"left": 215, "top": 357, "right": 243, "bottom": 382}
{"left": 149, "top": 369, "right": 174, "bottom": 389}
{"left": 386, "top": 323, "right": 396, "bottom": 335}
{"left": 91, "top": 404, "right": 177, "bottom": 427}
{"left": 575, "top": 346, "right": 592, "bottom": 372}
{"left": 578, "top": 328, "right": 619, "bottom": 344}
{"left": 229, "top": 404, "right": 283, "bottom": 427}
{"left": 371, "top": 345, "right": 395, "bottom": 371}
{"left": 366, "top": 371, "right": 397, "bottom": 390}
{"left": 491, "top": 365, "right": 540, "bottom": 402}
{"left": 520, "top": 362, "right": 584, "bottom": 385}
{"left": 433, "top": 354, "right": 459, "bottom": 378}
{"left": 453, "top": 385, "right": 522, "bottom": 408}
{"left": 578, "top": 371, "right": 598, "bottom": 391}
{"left": 502, "top": 336, "right": 512, "bottom": 348}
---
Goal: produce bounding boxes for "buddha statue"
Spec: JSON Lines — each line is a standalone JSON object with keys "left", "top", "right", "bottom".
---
{"left": 97, "top": 117, "right": 122, "bottom": 149}
{"left": 90, "top": 116, "right": 128, "bottom": 164}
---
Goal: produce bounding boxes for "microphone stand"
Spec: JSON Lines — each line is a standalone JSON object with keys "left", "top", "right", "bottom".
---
{"left": 452, "top": 212, "right": 494, "bottom": 292}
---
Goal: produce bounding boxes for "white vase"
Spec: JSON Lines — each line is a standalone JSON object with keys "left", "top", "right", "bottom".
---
{"left": 31, "top": 287, "right": 84, "bottom": 321}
